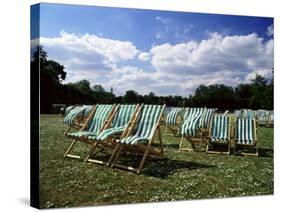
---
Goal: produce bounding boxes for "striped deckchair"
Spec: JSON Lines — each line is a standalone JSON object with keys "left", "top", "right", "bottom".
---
{"left": 268, "top": 110, "right": 274, "bottom": 126}
{"left": 63, "top": 105, "right": 92, "bottom": 135}
{"left": 84, "top": 104, "right": 140, "bottom": 165}
{"left": 110, "top": 104, "right": 165, "bottom": 174}
{"left": 234, "top": 118, "right": 258, "bottom": 156}
{"left": 206, "top": 115, "right": 231, "bottom": 154}
{"left": 179, "top": 107, "right": 205, "bottom": 151}
{"left": 63, "top": 104, "right": 116, "bottom": 160}
{"left": 199, "top": 108, "right": 216, "bottom": 129}
{"left": 234, "top": 110, "right": 242, "bottom": 118}
{"left": 257, "top": 110, "right": 268, "bottom": 126}
{"left": 65, "top": 105, "right": 75, "bottom": 116}
{"left": 164, "top": 107, "right": 183, "bottom": 136}
{"left": 223, "top": 110, "right": 229, "bottom": 116}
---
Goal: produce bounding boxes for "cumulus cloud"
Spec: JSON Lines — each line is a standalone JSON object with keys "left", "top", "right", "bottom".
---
{"left": 150, "top": 32, "right": 273, "bottom": 87}
{"left": 36, "top": 30, "right": 273, "bottom": 96}
{"left": 138, "top": 52, "right": 150, "bottom": 61}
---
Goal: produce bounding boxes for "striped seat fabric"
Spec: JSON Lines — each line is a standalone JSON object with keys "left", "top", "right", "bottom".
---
{"left": 181, "top": 108, "right": 204, "bottom": 136}
{"left": 96, "top": 105, "right": 137, "bottom": 141}
{"left": 63, "top": 106, "right": 87, "bottom": 126}
{"left": 210, "top": 116, "right": 230, "bottom": 142}
{"left": 65, "top": 105, "right": 75, "bottom": 116}
{"left": 166, "top": 107, "right": 183, "bottom": 126}
{"left": 268, "top": 110, "right": 274, "bottom": 123}
{"left": 83, "top": 105, "right": 94, "bottom": 117}
{"left": 199, "top": 108, "right": 215, "bottom": 129}
{"left": 67, "top": 104, "right": 113, "bottom": 139}
{"left": 235, "top": 118, "right": 256, "bottom": 144}
{"left": 119, "top": 105, "right": 162, "bottom": 145}
{"left": 257, "top": 110, "right": 267, "bottom": 124}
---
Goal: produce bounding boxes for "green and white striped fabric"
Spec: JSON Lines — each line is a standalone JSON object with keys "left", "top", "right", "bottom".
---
{"left": 83, "top": 105, "right": 94, "bottom": 117}
{"left": 246, "top": 110, "right": 255, "bottom": 119}
{"left": 181, "top": 108, "right": 204, "bottom": 136}
{"left": 118, "top": 105, "right": 163, "bottom": 145}
{"left": 96, "top": 105, "right": 137, "bottom": 141}
{"left": 235, "top": 118, "right": 256, "bottom": 144}
{"left": 183, "top": 107, "right": 204, "bottom": 122}
{"left": 210, "top": 116, "right": 230, "bottom": 142}
{"left": 67, "top": 104, "right": 113, "bottom": 139}
{"left": 63, "top": 106, "right": 85, "bottom": 126}
{"left": 166, "top": 107, "right": 183, "bottom": 126}
{"left": 65, "top": 105, "right": 75, "bottom": 116}
{"left": 199, "top": 108, "right": 215, "bottom": 129}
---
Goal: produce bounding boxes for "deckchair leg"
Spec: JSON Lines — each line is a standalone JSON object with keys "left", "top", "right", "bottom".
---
{"left": 64, "top": 126, "right": 71, "bottom": 136}
{"left": 164, "top": 125, "right": 168, "bottom": 136}
{"left": 111, "top": 145, "right": 124, "bottom": 167}
{"left": 137, "top": 146, "right": 151, "bottom": 174}
{"left": 107, "top": 144, "right": 121, "bottom": 166}
{"left": 64, "top": 138, "right": 78, "bottom": 158}
{"left": 157, "top": 125, "right": 164, "bottom": 156}
{"left": 179, "top": 136, "right": 184, "bottom": 151}
{"left": 84, "top": 142, "right": 98, "bottom": 162}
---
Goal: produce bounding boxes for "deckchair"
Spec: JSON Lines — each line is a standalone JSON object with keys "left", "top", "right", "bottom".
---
{"left": 164, "top": 107, "right": 183, "bottom": 136}
{"left": 179, "top": 107, "right": 205, "bottom": 151}
{"left": 84, "top": 104, "right": 140, "bottom": 165}
{"left": 257, "top": 110, "right": 268, "bottom": 126}
{"left": 63, "top": 105, "right": 91, "bottom": 135}
{"left": 234, "top": 110, "right": 242, "bottom": 118}
{"left": 234, "top": 118, "right": 258, "bottom": 156}
{"left": 206, "top": 115, "right": 231, "bottom": 154}
{"left": 222, "top": 110, "right": 229, "bottom": 116}
{"left": 268, "top": 110, "right": 274, "bottom": 126}
{"left": 65, "top": 105, "right": 75, "bottom": 116}
{"left": 110, "top": 104, "right": 165, "bottom": 174}
{"left": 64, "top": 104, "right": 116, "bottom": 160}
{"left": 199, "top": 108, "right": 216, "bottom": 143}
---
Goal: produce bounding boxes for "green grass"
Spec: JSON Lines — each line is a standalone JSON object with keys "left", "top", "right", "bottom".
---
{"left": 39, "top": 114, "right": 273, "bottom": 208}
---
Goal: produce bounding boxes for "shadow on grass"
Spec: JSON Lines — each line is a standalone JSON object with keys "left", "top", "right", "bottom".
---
{"left": 258, "top": 148, "right": 273, "bottom": 158}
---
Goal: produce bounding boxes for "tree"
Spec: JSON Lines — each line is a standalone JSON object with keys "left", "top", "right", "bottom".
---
{"left": 122, "top": 90, "right": 139, "bottom": 103}
{"left": 92, "top": 84, "right": 105, "bottom": 93}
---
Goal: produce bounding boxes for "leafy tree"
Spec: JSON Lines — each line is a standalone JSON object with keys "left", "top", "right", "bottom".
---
{"left": 92, "top": 84, "right": 105, "bottom": 93}
{"left": 122, "top": 90, "right": 139, "bottom": 103}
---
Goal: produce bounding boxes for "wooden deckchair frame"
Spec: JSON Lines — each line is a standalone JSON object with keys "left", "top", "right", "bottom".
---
{"left": 206, "top": 116, "right": 231, "bottom": 155}
{"left": 233, "top": 118, "right": 258, "bottom": 156}
{"left": 84, "top": 104, "right": 141, "bottom": 165}
{"left": 110, "top": 105, "right": 166, "bottom": 174}
{"left": 63, "top": 104, "right": 117, "bottom": 160}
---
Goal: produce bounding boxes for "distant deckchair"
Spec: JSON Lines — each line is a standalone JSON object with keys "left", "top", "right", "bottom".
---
{"left": 257, "top": 110, "right": 268, "bottom": 126}
{"left": 179, "top": 107, "right": 205, "bottom": 151}
{"left": 65, "top": 105, "right": 75, "bottom": 116}
{"left": 206, "top": 115, "right": 231, "bottom": 155}
{"left": 64, "top": 104, "right": 116, "bottom": 160}
{"left": 234, "top": 110, "right": 242, "bottom": 118}
{"left": 164, "top": 107, "right": 183, "bottom": 136}
{"left": 84, "top": 104, "right": 140, "bottom": 165}
{"left": 110, "top": 104, "right": 165, "bottom": 174}
{"left": 234, "top": 118, "right": 258, "bottom": 156}
{"left": 268, "top": 110, "right": 274, "bottom": 126}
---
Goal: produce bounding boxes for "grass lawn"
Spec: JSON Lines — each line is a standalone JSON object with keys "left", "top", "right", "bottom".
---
{"left": 39, "top": 114, "right": 273, "bottom": 208}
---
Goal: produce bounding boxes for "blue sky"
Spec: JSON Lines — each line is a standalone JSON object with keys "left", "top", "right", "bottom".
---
{"left": 32, "top": 3, "right": 274, "bottom": 96}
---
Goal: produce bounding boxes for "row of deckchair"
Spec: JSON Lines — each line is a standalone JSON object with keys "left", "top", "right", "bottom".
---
{"left": 206, "top": 116, "right": 258, "bottom": 156}
{"left": 234, "top": 109, "right": 274, "bottom": 127}
{"left": 165, "top": 107, "right": 258, "bottom": 156}
{"left": 63, "top": 104, "right": 165, "bottom": 174}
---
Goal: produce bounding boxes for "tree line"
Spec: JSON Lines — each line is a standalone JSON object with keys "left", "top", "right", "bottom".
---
{"left": 32, "top": 46, "right": 273, "bottom": 113}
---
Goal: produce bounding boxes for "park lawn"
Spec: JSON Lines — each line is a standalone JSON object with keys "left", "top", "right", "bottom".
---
{"left": 39, "top": 114, "right": 273, "bottom": 208}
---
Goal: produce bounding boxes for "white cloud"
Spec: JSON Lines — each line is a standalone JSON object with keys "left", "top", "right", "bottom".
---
{"left": 149, "top": 33, "right": 273, "bottom": 87}
{"left": 36, "top": 30, "right": 273, "bottom": 97}
{"left": 266, "top": 24, "right": 274, "bottom": 37}
{"left": 138, "top": 52, "right": 150, "bottom": 61}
